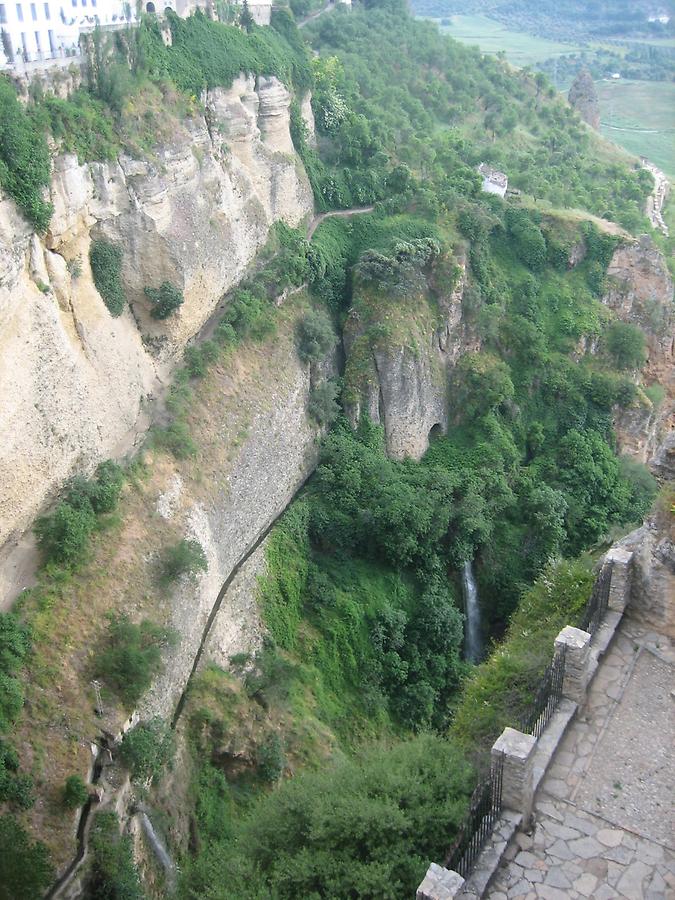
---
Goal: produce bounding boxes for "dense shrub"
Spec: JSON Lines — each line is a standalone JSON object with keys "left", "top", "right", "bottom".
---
{"left": 152, "top": 420, "right": 197, "bottom": 459}
{"left": 96, "top": 615, "right": 176, "bottom": 707}
{"left": 34, "top": 502, "right": 95, "bottom": 568}
{"left": 296, "top": 308, "right": 336, "bottom": 363}
{"left": 0, "top": 614, "right": 31, "bottom": 733}
{"left": 605, "top": 320, "right": 647, "bottom": 370}
{"left": 118, "top": 718, "right": 174, "bottom": 783}
{"left": 160, "top": 539, "right": 208, "bottom": 584}
{"left": 87, "top": 812, "right": 143, "bottom": 900}
{"left": 505, "top": 208, "right": 547, "bottom": 271}
{"left": 63, "top": 774, "right": 89, "bottom": 809}
{"left": 0, "top": 814, "right": 54, "bottom": 900}
{"left": 89, "top": 240, "right": 125, "bottom": 317}
{"left": 34, "top": 462, "right": 124, "bottom": 568}
{"left": 183, "top": 734, "right": 474, "bottom": 899}
{"left": 0, "top": 741, "right": 33, "bottom": 810}
{"left": 145, "top": 281, "right": 184, "bottom": 319}
{"left": 308, "top": 379, "right": 340, "bottom": 425}
{"left": 0, "top": 78, "right": 52, "bottom": 231}
{"left": 257, "top": 733, "right": 286, "bottom": 783}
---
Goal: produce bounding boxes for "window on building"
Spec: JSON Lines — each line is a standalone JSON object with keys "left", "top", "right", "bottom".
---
{"left": 0, "top": 4, "right": 6, "bottom": 23}
{"left": 30, "top": 1, "right": 36, "bottom": 19}
{"left": 34, "top": 28, "right": 40, "bottom": 50}
{"left": 48, "top": 26, "right": 55, "bottom": 50}
{"left": 21, "top": 30, "right": 28, "bottom": 53}
{"left": 71, "top": 0, "right": 76, "bottom": 7}
{"left": 16, "top": 3, "right": 23, "bottom": 21}
{"left": 44, "top": 1, "right": 49, "bottom": 17}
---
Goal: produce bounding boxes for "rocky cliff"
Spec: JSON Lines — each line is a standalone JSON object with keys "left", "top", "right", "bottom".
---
{"left": 618, "top": 499, "right": 675, "bottom": 639}
{"left": 14, "top": 293, "right": 334, "bottom": 872}
{"left": 343, "top": 251, "right": 476, "bottom": 461}
{"left": 603, "top": 235, "right": 675, "bottom": 471}
{"left": 0, "top": 74, "right": 313, "bottom": 602}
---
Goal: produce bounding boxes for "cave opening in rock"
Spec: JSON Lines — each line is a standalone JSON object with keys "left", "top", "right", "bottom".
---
{"left": 428, "top": 423, "right": 442, "bottom": 442}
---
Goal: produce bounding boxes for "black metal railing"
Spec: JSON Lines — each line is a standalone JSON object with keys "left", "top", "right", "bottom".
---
{"left": 579, "top": 562, "right": 612, "bottom": 640}
{"left": 445, "top": 753, "right": 504, "bottom": 879}
{"left": 517, "top": 643, "right": 567, "bottom": 740}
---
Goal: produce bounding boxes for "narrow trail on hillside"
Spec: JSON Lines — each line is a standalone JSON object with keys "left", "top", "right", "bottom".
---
{"left": 298, "top": 1, "right": 333, "bottom": 29}
{"left": 306, "top": 205, "right": 374, "bottom": 240}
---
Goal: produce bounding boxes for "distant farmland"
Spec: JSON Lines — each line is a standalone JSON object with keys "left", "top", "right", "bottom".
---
{"left": 425, "top": 14, "right": 585, "bottom": 67}
{"left": 595, "top": 80, "right": 675, "bottom": 178}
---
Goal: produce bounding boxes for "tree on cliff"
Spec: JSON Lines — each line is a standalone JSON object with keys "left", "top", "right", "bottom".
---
{"left": 568, "top": 67, "right": 600, "bottom": 130}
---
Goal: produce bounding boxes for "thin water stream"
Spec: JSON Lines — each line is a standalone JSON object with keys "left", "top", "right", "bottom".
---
{"left": 462, "top": 560, "right": 482, "bottom": 664}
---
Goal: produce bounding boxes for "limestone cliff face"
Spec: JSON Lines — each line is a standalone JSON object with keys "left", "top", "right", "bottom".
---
{"left": 0, "top": 74, "right": 313, "bottom": 589}
{"left": 343, "top": 252, "right": 476, "bottom": 460}
{"left": 602, "top": 236, "right": 675, "bottom": 470}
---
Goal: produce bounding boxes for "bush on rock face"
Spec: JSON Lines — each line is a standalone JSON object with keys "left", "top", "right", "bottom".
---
{"left": 160, "top": 539, "right": 208, "bottom": 584}
{"left": 90, "top": 241, "right": 125, "bottom": 317}
{"left": 96, "top": 615, "right": 176, "bottom": 707}
{"left": 145, "top": 281, "right": 184, "bottom": 320}
{"left": 296, "top": 309, "right": 336, "bottom": 363}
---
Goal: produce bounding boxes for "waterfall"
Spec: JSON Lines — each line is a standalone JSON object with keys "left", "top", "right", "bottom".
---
{"left": 462, "top": 560, "right": 482, "bottom": 664}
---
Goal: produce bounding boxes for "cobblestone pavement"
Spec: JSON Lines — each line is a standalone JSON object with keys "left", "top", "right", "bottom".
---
{"left": 488, "top": 619, "right": 675, "bottom": 900}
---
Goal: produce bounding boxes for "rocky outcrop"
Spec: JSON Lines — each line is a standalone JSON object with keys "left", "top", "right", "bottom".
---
{"left": 568, "top": 67, "right": 600, "bottom": 130}
{"left": 618, "top": 508, "right": 675, "bottom": 639}
{"left": 0, "top": 74, "right": 313, "bottom": 598}
{"left": 343, "top": 253, "right": 475, "bottom": 460}
{"left": 602, "top": 236, "right": 675, "bottom": 469}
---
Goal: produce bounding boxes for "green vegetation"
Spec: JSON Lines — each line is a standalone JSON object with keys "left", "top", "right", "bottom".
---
{"left": 308, "top": 379, "right": 340, "bottom": 425}
{"left": 0, "top": 77, "right": 52, "bottom": 231}
{"left": 118, "top": 718, "right": 174, "bottom": 783}
{"left": 0, "top": 740, "right": 33, "bottom": 810}
{"left": 450, "top": 558, "right": 594, "bottom": 763}
{"left": 138, "top": 8, "right": 311, "bottom": 97}
{"left": 160, "top": 539, "right": 208, "bottom": 584}
{"left": 145, "top": 281, "right": 185, "bottom": 319}
{"left": 183, "top": 734, "right": 474, "bottom": 899}
{"left": 256, "top": 732, "right": 286, "bottom": 783}
{"left": 605, "top": 320, "right": 647, "bottom": 370}
{"left": 306, "top": 3, "right": 652, "bottom": 230}
{"left": 296, "top": 308, "right": 336, "bottom": 363}
{"left": 62, "top": 774, "right": 89, "bottom": 809}
{"left": 0, "top": 814, "right": 54, "bottom": 900}
{"left": 96, "top": 614, "right": 177, "bottom": 707}
{"left": 0, "top": 613, "right": 31, "bottom": 733}
{"left": 87, "top": 812, "right": 143, "bottom": 900}
{"left": 34, "top": 461, "right": 124, "bottom": 568}
{"left": 89, "top": 240, "right": 126, "bottom": 317}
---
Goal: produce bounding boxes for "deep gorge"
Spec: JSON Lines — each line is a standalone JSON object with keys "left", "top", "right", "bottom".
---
{"left": 0, "top": 3, "right": 673, "bottom": 898}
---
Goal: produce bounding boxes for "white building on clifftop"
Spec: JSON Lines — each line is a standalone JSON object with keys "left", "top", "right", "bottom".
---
{"left": 0, "top": 0, "right": 132, "bottom": 66}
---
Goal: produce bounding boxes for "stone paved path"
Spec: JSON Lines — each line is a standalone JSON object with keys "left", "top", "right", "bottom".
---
{"left": 488, "top": 619, "right": 675, "bottom": 900}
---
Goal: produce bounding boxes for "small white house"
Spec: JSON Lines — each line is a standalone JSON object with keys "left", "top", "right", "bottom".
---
{"left": 478, "top": 163, "right": 508, "bottom": 198}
